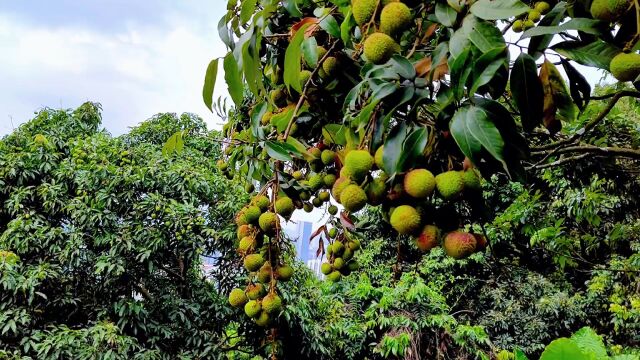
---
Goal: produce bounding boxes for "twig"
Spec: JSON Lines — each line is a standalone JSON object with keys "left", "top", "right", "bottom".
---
{"left": 527, "top": 153, "right": 591, "bottom": 169}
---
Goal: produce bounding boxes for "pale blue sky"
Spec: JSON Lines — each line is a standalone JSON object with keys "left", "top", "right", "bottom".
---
{"left": 0, "top": 1, "right": 229, "bottom": 135}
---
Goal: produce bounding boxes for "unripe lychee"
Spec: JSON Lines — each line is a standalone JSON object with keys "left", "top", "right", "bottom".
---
{"left": 258, "top": 262, "right": 272, "bottom": 283}
{"left": 242, "top": 205, "right": 262, "bottom": 224}
{"left": 322, "top": 56, "right": 339, "bottom": 77}
{"left": 512, "top": 20, "right": 524, "bottom": 33}
{"left": 332, "top": 241, "right": 345, "bottom": 255}
{"left": 321, "top": 262, "right": 333, "bottom": 275}
{"left": 435, "top": 171, "right": 465, "bottom": 200}
{"left": 344, "top": 150, "right": 374, "bottom": 181}
{"left": 352, "top": 0, "right": 378, "bottom": 25}
{"left": 334, "top": 257, "right": 345, "bottom": 269}
{"left": 244, "top": 300, "right": 261, "bottom": 318}
{"left": 252, "top": 195, "right": 270, "bottom": 211}
{"left": 275, "top": 197, "right": 294, "bottom": 218}
{"left": 332, "top": 177, "right": 352, "bottom": 202}
{"left": 366, "top": 176, "right": 388, "bottom": 205}
{"left": 323, "top": 174, "right": 337, "bottom": 187}
{"left": 374, "top": 146, "right": 385, "bottom": 170}
{"left": 237, "top": 224, "right": 252, "bottom": 240}
{"left": 590, "top": 0, "right": 629, "bottom": 22}
{"left": 321, "top": 150, "right": 336, "bottom": 165}
{"left": 292, "top": 170, "right": 304, "bottom": 180}
{"left": 610, "top": 53, "right": 640, "bottom": 82}
{"left": 258, "top": 212, "right": 279, "bottom": 233}
{"left": 244, "top": 254, "right": 265, "bottom": 272}
{"left": 238, "top": 236, "right": 255, "bottom": 252}
{"left": 228, "top": 288, "right": 248, "bottom": 307}
{"left": 404, "top": 169, "right": 436, "bottom": 199}
{"left": 534, "top": 1, "right": 550, "bottom": 14}
{"left": 262, "top": 293, "right": 283, "bottom": 314}
{"left": 390, "top": 205, "right": 421, "bottom": 235}
{"left": 461, "top": 169, "right": 482, "bottom": 192}
{"left": 380, "top": 2, "right": 413, "bottom": 36}
{"left": 276, "top": 265, "right": 294, "bottom": 281}
{"left": 255, "top": 311, "right": 271, "bottom": 326}
{"left": 443, "top": 231, "right": 477, "bottom": 259}
{"left": 415, "top": 225, "right": 440, "bottom": 252}
{"left": 308, "top": 173, "right": 324, "bottom": 190}
{"left": 327, "top": 270, "right": 342, "bottom": 282}
{"left": 246, "top": 283, "right": 266, "bottom": 300}
{"left": 340, "top": 184, "right": 368, "bottom": 212}
{"left": 363, "top": 33, "right": 400, "bottom": 65}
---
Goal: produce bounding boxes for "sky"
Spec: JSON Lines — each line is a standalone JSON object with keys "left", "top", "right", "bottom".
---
{"left": 0, "top": 1, "right": 229, "bottom": 136}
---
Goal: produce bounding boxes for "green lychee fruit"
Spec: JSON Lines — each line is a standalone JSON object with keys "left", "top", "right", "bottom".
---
{"left": 323, "top": 174, "right": 337, "bottom": 187}
{"left": 415, "top": 225, "right": 440, "bottom": 252}
{"left": 328, "top": 205, "right": 338, "bottom": 215}
{"left": 366, "top": 176, "right": 388, "bottom": 205}
{"left": 244, "top": 254, "right": 265, "bottom": 272}
{"left": 528, "top": 9, "right": 541, "bottom": 22}
{"left": 435, "top": 171, "right": 465, "bottom": 200}
{"left": 352, "top": 0, "right": 378, "bottom": 25}
{"left": 322, "top": 56, "right": 339, "bottom": 78}
{"left": 380, "top": 2, "right": 413, "bottom": 36}
{"left": 262, "top": 293, "right": 283, "bottom": 314}
{"left": 328, "top": 228, "right": 338, "bottom": 238}
{"left": 275, "top": 197, "right": 294, "bottom": 218}
{"left": 308, "top": 173, "right": 324, "bottom": 190}
{"left": 363, "top": 33, "right": 400, "bottom": 65}
{"left": 276, "top": 265, "right": 294, "bottom": 281}
{"left": 321, "top": 262, "right": 333, "bottom": 275}
{"left": 270, "top": 88, "right": 287, "bottom": 107}
{"left": 326, "top": 270, "right": 342, "bottom": 282}
{"left": 332, "top": 241, "right": 345, "bottom": 255}
{"left": 261, "top": 111, "right": 273, "bottom": 125}
{"left": 318, "top": 191, "right": 330, "bottom": 202}
{"left": 244, "top": 300, "right": 262, "bottom": 318}
{"left": 246, "top": 283, "right": 266, "bottom": 300}
{"left": 292, "top": 170, "right": 304, "bottom": 180}
{"left": 374, "top": 146, "right": 385, "bottom": 170}
{"left": 534, "top": 1, "right": 550, "bottom": 14}
{"left": 347, "top": 260, "right": 359, "bottom": 271}
{"left": 523, "top": 19, "right": 535, "bottom": 29}
{"left": 321, "top": 149, "right": 336, "bottom": 165}
{"left": 303, "top": 202, "right": 313, "bottom": 212}
{"left": 238, "top": 236, "right": 255, "bottom": 252}
{"left": 443, "top": 231, "right": 477, "bottom": 259}
{"left": 254, "top": 311, "right": 271, "bottom": 326}
{"left": 348, "top": 239, "right": 361, "bottom": 250}
{"left": 403, "top": 169, "right": 436, "bottom": 199}
{"left": 312, "top": 197, "right": 323, "bottom": 207}
{"left": 390, "top": 205, "right": 421, "bottom": 235}
{"left": 258, "top": 212, "right": 279, "bottom": 233}
{"left": 344, "top": 150, "right": 374, "bottom": 181}
{"left": 252, "top": 195, "right": 270, "bottom": 211}
{"left": 237, "top": 224, "right": 252, "bottom": 240}
{"left": 610, "top": 53, "right": 640, "bottom": 82}
{"left": 512, "top": 20, "right": 524, "bottom": 33}
{"left": 299, "top": 70, "right": 312, "bottom": 89}
{"left": 242, "top": 205, "right": 261, "bottom": 224}
{"left": 228, "top": 288, "right": 248, "bottom": 307}
{"left": 340, "top": 184, "right": 368, "bottom": 212}
{"left": 590, "top": 0, "right": 630, "bottom": 22}
{"left": 334, "top": 257, "right": 345, "bottom": 269}
{"left": 332, "top": 177, "right": 352, "bottom": 202}
{"left": 461, "top": 169, "right": 482, "bottom": 192}
{"left": 258, "top": 262, "right": 272, "bottom": 283}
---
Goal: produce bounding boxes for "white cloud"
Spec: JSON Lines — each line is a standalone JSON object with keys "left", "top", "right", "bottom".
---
{"left": 0, "top": 6, "right": 229, "bottom": 137}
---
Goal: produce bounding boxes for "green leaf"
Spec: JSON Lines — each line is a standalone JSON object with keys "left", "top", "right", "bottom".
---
{"left": 435, "top": 3, "right": 457, "bottom": 27}
{"left": 465, "top": 16, "right": 506, "bottom": 53}
{"left": 265, "top": 141, "right": 293, "bottom": 161}
{"left": 470, "top": 0, "right": 530, "bottom": 20}
{"left": 470, "top": 47, "right": 507, "bottom": 95}
{"left": 270, "top": 106, "right": 296, "bottom": 133}
{"left": 397, "top": 128, "right": 429, "bottom": 172}
{"left": 223, "top": 52, "right": 244, "bottom": 106}
{"left": 202, "top": 58, "right": 219, "bottom": 112}
{"left": 514, "top": 349, "right": 529, "bottom": 360}
{"left": 450, "top": 106, "right": 505, "bottom": 167}
{"left": 570, "top": 327, "right": 608, "bottom": 360}
{"left": 552, "top": 40, "right": 621, "bottom": 70}
{"left": 540, "top": 338, "right": 587, "bottom": 360}
{"left": 341, "top": 10, "right": 355, "bottom": 47}
{"left": 522, "top": 18, "right": 605, "bottom": 38}
{"left": 162, "top": 131, "right": 185, "bottom": 156}
{"left": 540, "top": 60, "right": 578, "bottom": 129}
{"left": 381, "top": 122, "right": 408, "bottom": 175}
{"left": 284, "top": 24, "right": 311, "bottom": 93}
{"left": 449, "top": 47, "right": 473, "bottom": 99}
{"left": 250, "top": 102, "right": 267, "bottom": 139}
{"left": 511, "top": 53, "right": 544, "bottom": 131}
{"left": 241, "top": 29, "right": 262, "bottom": 96}
{"left": 562, "top": 59, "right": 591, "bottom": 111}
{"left": 302, "top": 37, "right": 319, "bottom": 68}
{"left": 322, "top": 124, "right": 347, "bottom": 145}
{"left": 320, "top": 15, "right": 341, "bottom": 38}
{"left": 528, "top": 2, "right": 567, "bottom": 60}
{"left": 240, "top": 0, "right": 256, "bottom": 25}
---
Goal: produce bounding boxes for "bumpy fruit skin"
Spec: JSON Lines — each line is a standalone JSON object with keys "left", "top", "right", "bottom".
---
{"left": 254, "top": 311, "right": 271, "bottom": 326}
{"left": 328, "top": 205, "right": 338, "bottom": 215}
{"left": 473, "top": 233, "right": 488, "bottom": 251}
{"left": 333, "top": 257, "right": 345, "bottom": 269}
{"left": 238, "top": 236, "right": 255, "bottom": 252}
{"left": 348, "top": 239, "right": 361, "bottom": 250}
{"left": 262, "top": 293, "right": 283, "bottom": 314}
{"left": 347, "top": 260, "right": 359, "bottom": 271}
{"left": 318, "top": 191, "right": 331, "bottom": 202}
{"left": 380, "top": 2, "right": 413, "bottom": 36}
{"left": 352, "top": 0, "right": 378, "bottom": 25}
{"left": 415, "top": 225, "right": 440, "bottom": 252}
{"left": 292, "top": 170, "right": 304, "bottom": 180}
{"left": 328, "top": 228, "right": 338, "bottom": 238}
{"left": 258, "top": 262, "right": 272, "bottom": 283}
{"left": 244, "top": 300, "right": 262, "bottom": 318}
{"left": 363, "top": 32, "right": 400, "bottom": 65}
{"left": 443, "top": 231, "right": 477, "bottom": 259}
{"left": 523, "top": 19, "right": 535, "bottom": 29}
{"left": 322, "top": 56, "right": 338, "bottom": 77}
{"left": 340, "top": 185, "right": 368, "bottom": 212}
{"left": 404, "top": 169, "right": 436, "bottom": 198}
{"left": 270, "top": 89, "right": 287, "bottom": 107}
{"left": 610, "top": 53, "right": 640, "bottom": 82}
{"left": 276, "top": 265, "right": 294, "bottom": 281}
{"left": 275, "top": 197, "right": 295, "bottom": 218}
{"left": 344, "top": 150, "right": 374, "bottom": 181}
{"left": 528, "top": 9, "right": 541, "bottom": 22}
{"left": 237, "top": 224, "right": 252, "bottom": 240}
{"left": 366, "top": 176, "right": 387, "bottom": 205}
{"left": 308, "top": 173, "right": 324, "bottom": 190}
{"left": 261, "top": 111, "right": 273, "bottom": 125}
{"left": 374, "top": 146, "right": 385, "bottom": 169}
{"left": 252, "top": 195, "right": 270, "bottom": 211}
{"left": 435, "top": 171, "right": 465, "bottom": 200}
{"left": 246, "top": 283, "right": 266, "bottom": 300}
{"left": 299, "top": 70, "right": 312, "bottom": 89}
{"left": 461, "top": 169, "right": 482, "bottom": 192}
{"left": 332, "top": 241, "right": 345, "bottom": 255}
{"left": 323, "top": 174, "right": 337, "bottom": 187}
{"left": 228, "top": 288, "right": 248, "bottom": 307}
{"left": 321, "top": 149, "right": 336, "bottom": 165}
{"left": 332, "top": 177, "right": 352, "bottom": 202}
{"left": 326, "top": 270, "right": 342, "bottom": 282}
{"left": 512, "top": 20, "right": 524, "bottom": 33}
{"left": 534, "top": 1, "right": 550, "bottom": 14}
{"left": 390, "top": 205, "right": 422, "bottom": 235}
{"left": 244, "top": 254, "right": 265, "bottom": 272}
{"left": 591, "top": 0, "right": 629, "bottom": 22}
{"left": 243, "top": 205, "right": 262, "bottom": 224}
{"left": 321, "top": 262, "right": 333, "bottom": 275}
{"left": 258, "top": 212, "right": 279, "bottom": 233}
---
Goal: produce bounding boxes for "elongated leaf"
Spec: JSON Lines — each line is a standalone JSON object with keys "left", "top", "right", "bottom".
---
{"left": 561, "top": 59, "right": 591, "bottom": 111}
{"left": 223, "top": 52, "right": 244, "bottom": 106}
{"left": 162, "top": 131, "right": 185, "bottom": 156}
{"left": 528, "top": 2, "right": 567, "bottom": 60}
{"left": 540, "top": 60, "right": 578, "bottom": 134}
{"left": 470, "top": 47, "right": 508, "bottom": 95}
{"left": 202, "top": 58, "right": 219, "bottom": 112}
{"left": 552, "top": 40, "right": 620, "bottom": 70}
{"left": 465, "top": 16, "right": 506, "bottom": 53}
{"left": 284, "top": 24, "right": 311, "bottom": 93}
{"left": 435, "top": 3, "right": 457, "bottom": 27}
{"left": 398, "top": 128, "right": 429, "bottom": 171}
{"left": 470, "top": 0, "right": 530, "bottom": 20}
{"left": 382, "top": 122, "right": 408, "bottom": 175}
{"left": 449, "top": 47, "right": 473, "bottom": 100}
{"left": 265, "top": 141, "right": 294, "bottom": 161}
{"left": 250, "top": 102, "right": 267, "bottom": 139}
{"left": 511, "top": 53, "right": 544, "bottom": 131}
{"left": 341, "top": 10, "right": 355, "bottom": 47}
{"left": 450, "top": 106, "right": 505, "bottom": 167}
{"left": 522, "top": 18, "right": 605, "bottom": 38}
{"left": 240, "top": 0, "right": 256, "bottom": 25}
{"left": 514, "top": 349, "right": 529, "bottom": 360}
{"left": 302, "top": 37, "right": 318, "bottom": 68}
{"left": 320, "top": 15, "right": 341, "bottom": 38}
{"left": 322, "top": 124, "right": 347, "bottom": 145}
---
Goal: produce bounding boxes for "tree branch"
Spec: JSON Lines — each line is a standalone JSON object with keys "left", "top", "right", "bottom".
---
{"left": 533, "top": 145, "right": 640, "bottom": 159}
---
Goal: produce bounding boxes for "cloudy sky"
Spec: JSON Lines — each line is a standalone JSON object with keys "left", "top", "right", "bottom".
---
{"left": 0, "top": 1, "right": 229, "bottom": 136}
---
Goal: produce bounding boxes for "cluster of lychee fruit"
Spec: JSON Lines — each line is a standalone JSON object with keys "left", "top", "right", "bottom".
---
{"left": 353, "top": 0, "right": 415, "bottom": 64}
{"left": 320, "top": 228, "right": 361, "bottom": 282}
{"left": 227, "top": 194, "right": 292, "bottom": 326}
{"left": 512, "top": 1, "right": 550, "bottom": 33}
